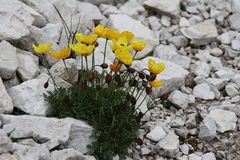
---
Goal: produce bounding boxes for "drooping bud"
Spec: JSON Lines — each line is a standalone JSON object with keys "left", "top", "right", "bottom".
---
{"left": 127, "top": 67, "right": 136, "bottom": 74}
{"left": 148, "top": 74, "right": 156, "bottom": 81}
{"left": 88, "top": 72, "right": 94, "bottom": 81}
{"left": 135, "top": 138, "right": 143, "bottom": 145}
{"left": 160, "top": 93, "right": 169, "bottom": 100}
{"left": 100, "top": 63, "right": 108, "bottom": 69}
{"left": 105, "top": 74, "right": 112, "bottom": 83}
{"left": 44, "top": 81, "right": 49, "bottom": 88}
{"left": 138, "top": 72, "right": 145, "bottom": 79}
{"left": 146, "top": 87, "right": 152, "bottom": 95}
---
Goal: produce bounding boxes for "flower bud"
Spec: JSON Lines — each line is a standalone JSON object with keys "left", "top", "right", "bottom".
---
{"left": 114, "top": 74, "right": 121, "bottom": 83}
{"left": 44, "top": 81, "right": 49, "bottom": 88}
{"left": 146, "top": 87, "right": 152, "bottom": 95}
{"left": 139, "top": 72, "right": 145, "bottom": 79}
{"left": 148, "top": 74, "right": 156, "bottom": 81}
{"left": 88, "top": 72, "right": 94, "bottom": 81}
{"left": 127, "top": 67, "right": 136, "bottom": 74}
{"left": 160, "top": 93, "right": 169, "bottom": 100}
{"left": 100, "top": 63, "right": 108, "bottom": 69}
{"left": 135, "top": 138, "right": 143, "bottom": 145}
{"left": 80, "top": 81, "right": 88, "bottom": 91}
{"left": 105, "top": 74, "right": 112, "bottom": 83}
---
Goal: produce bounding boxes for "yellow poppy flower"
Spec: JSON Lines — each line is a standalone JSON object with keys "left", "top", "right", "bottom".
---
{"left": 32, "top": 43, "right": 52, "bottom": 54}
{"left": 149, "top": 80, "right": 163, "bottom": 88}
{"left": 50, "top": 48, "right": 71, "bottom": 60}
{"left": 131, "top": 39, "right": 147, "bottom": 52}
{"left": 105, "top": 28, "right": 120, "bottom": 40}
{"left": 70, "top": 43, "right": 95, "bottom": 56}
{"left": 119, "top": 31, "right": 134, "bottom": 41}
{"left": 148, "top": 58, "right": 165, "bottom": 74}
{"left": 75, "top": 33, "right": 98, "bottom": 45}
{"left": 95, "top": 24, "right": 107, "bottom": 38}
{"left": 115, "top": 48, "right": 133, "bottom": 65}
{"left": 110, "top": 38, "right": 129, "bottom": 52}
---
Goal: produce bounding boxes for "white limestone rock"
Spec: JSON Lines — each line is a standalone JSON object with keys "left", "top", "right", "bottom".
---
{"left": 193, "top": 83, "right": 215, "bottom": 100}
{"left": 179, "top": 144, "right": 189, "bottom": 155}
{"left": 153, "top": 45, "right": 191, "bottom": 69}
{"left": 231, "top": 40, "right": 240, "bottom": 51}
{"left": 207, "top": 109, "right": 237, "bottom": 133}
{"left": 0, "top": 129, "right": 13, "bottom": 154}
{"left": 50, "top": 148, "right": 96, "bottom": 160}
{"left": 0, "top": 0, "right": 46, "bottom": 40}
{"left": 7, "top": 73, "right": 70, "bottom": 116}
{"left": 189, "top": 153, "right": 202, "bottom": 160}
{"left": 194, "top": 62, "right": 210, "bottom": 78}
{"left": 202, "top": 152, "right": 216, "bottom": 160}
{"left": 3, "top": 76, "right": 21, "bottom": 90}
{"left": 0, "top": 114, "right": 93, "bottom": 153}
{"left": 50, "top": 58, "right": 79, "bottom": 84}
{"left": 225, "top": 83, "right": 239, "bottom": 97}
{"left": 132, "top": 57, "right": 189, "bottom": 97}
{"left": 119, "top": 0, "right": 145, "bottom": 17}
{"left": 148, "top": 16, "right": 161, "bottom": 31}
{"left": 167, "top": 36, "right": 188, "bottom": 49}
{"left": 228, "top": 14, "right": 240, "bottom": 31}
{"left": 0, "top": 41, "right": 19, "bottom": 79}
{"left": 206, "top": 78, "right": 227, "bottom": 90}
{"left": 109, "top": 14, "right": 159, "bottom": 59}
{"left": 209, "top": 102, "right": 240, "bottom": 117}
{"left": 181, "top": 21, "right": 218, "bottom": 45}
{"left": 168, "top": 90, "right": 189, "bottom": 110}
{"left": 157, "top": 132, "right": 179, "bottom": 157}
{"left": 146, "top": 126, "right": 167, "bottom": 142}
{"left": 179, "top": 17, "right": 190, "bottom": 27}
{"left": 0, "top": 78, "right": 13, "bottom": 114}
{"left": 198, "top": 117, "right": 217, "bottom": 140}
{"left": 232, "top": 0, "right": 240, "bottom": 13}
{"left": 143, "top": 0, "right": 180, "bottom": 17}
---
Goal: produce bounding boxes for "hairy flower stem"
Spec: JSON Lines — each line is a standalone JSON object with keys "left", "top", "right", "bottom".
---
{"left": 133, "top": 51, "right": 138, "bottom": 60}
{"left": 103, "top": 39, "right": 108, "bottom": 63}
{"left": 43, "top": 55, "right": 57, "bottom": 88}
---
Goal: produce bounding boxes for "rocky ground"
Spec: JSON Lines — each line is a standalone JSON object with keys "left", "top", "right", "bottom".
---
{"left": 0, "top": 0, "right": 240, "bottom": 159}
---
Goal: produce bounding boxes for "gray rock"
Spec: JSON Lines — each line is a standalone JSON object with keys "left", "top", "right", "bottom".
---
{"left": 232, "top": 0, "right": 240, "bottom": 13}
{"left": 0, "top": 114, "right": 92, "bottom": 153}
{"left": 0, "top": 153, "right": 17, "bottom": 160}
{"left": 161, "top": 16, "right": 171, "bottom": 27}
{"left": 194, "top": 62, "right": 210, "bottom": 78}
{"left": 50, "top": 58, "right": 79, "bottom": 84}
{"left": 153, "top": 45, "right": 191, "bottom": 69}
{"left": 193, "top": 83, "right": 215, "bottom": 100}
{"left": 0, "top": 78, "right": 13, "bottom": 114}
{"left": 189, "top": 153, "right": 202, "bottom": 160}
{"left": 181, "top": 21, "right": 218, "bottom": 45}
{"left": 119, "top": 0, "right": 145, "bottom": 17}
{"left": 146, "top": 126, "right": 167, "bottom": 142}
{"left": 179, "top": 17, "right": 190, "bottom": 27}
{"left": 0, "top": 0, "right": 46, "bottom": 40}
{"left": 168, "top": 90, "right": 189, "bottom": 110}
{"left": 143, "top": 0, "right": 181, "bottom": 17}
{"left": 179, "top": 144, "right": 189, "bottom": 155}
{"left": 109, "top": 14, "right": 159, "bottom": 59}
{"left": 206, "top": 78, "right": 227, "bottom": 90}
{"left": 0, "top": 41, "right": 19, "bottom": 79}
{"left": 210, "top": 48, "right": 223, "bottom": 57}
{"left": 50, "top": 148, "right": 95, "bottom": 160}
{"left": 99, "top": 4, "right": 120, "bottom": 16}
{"left": 198, "top": 118, "right": 217, "bottom": 140}
{"left": 17, "top": 53, "right": 40, "bottom": 81}
{"left": 3, "top": 76, "right": 21, "bottom": 90}
{"left": 132, "top": 57, "right": 189, "bottom": 97}
{"left": 225, "top": 83, "right": 239, "bottom": 97}
{"left": 157, "top": 132, "right": 179, "bottom": 157}
{"left": 207, "top": 109, "right": 237, "bottom": 133}
{"left": 167, "top": 36, "right": 188, "bottom": 49}
{"left": 141, "top": 147, "right": 151, "bottom": 155}
{"left": 7, "top": 73, "right": 54, "bottom": 116}
{"left": 202, "top": 152, "right": 216, "bottom": 160}
{"left": 0, "top": 130, "right": 13, "bottom": 154}
{"left": 228, "top": 14, "right": 240, "bottom": 31}
{"left": 231, "top": 40, "right": 240, "bottom": 51}
{"left": 210, "top": 57, "right": 223, "bottom": 71}
{"left": 148, "top": 16, "right": 161, "bottom": 31}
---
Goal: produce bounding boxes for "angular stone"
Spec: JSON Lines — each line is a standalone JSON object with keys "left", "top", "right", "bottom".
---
{"left": 143, "top": 0, "right": 180, "bottom": 17}
{"left": 0, "top": 0, "right": 46, "bottom": 40}
{"left": 50, "top": 58, "right": 79, "bottom": 84}
{"left": 207, "top": 109, "right": 237, "bottom": 133}
{"left": 132, "top": 57, "right": 189, "bottom": 97}
{"left": 146, "top": 126, "right": 166, "bottom": 142}
{"left": 3, "top": 76, "right": 21, "bottom": 90}
{"left": 181, "top": 21, "right": 218, "bottom": 45}
{"left": 7, "top": 73, "right": 70, "bottom": 116}
{"left": 225, "top": 83, "right": 239, "bottom": 97}
{"left": 0, "top": 78, "right": 13, "bottom": 114}
{"left": 198, "top": 118, "right": 217, "bottom": 140}
{"left": 50, "top": 148, "right": 95, "bottom": 160}
{"left": 193, "top": 83, "right": 215, "bottom": 100}
{"left": 157, "top": 132, "right": 179, "bottom": 157}
{"left": 228, "top": 14, "right": 240, "bottom": 31}
{"left": 0, "top": 114, "right": 92, "bottom": 153}
{"left": 109, "top": 14, "right": 159, "bottom": 59}
{"left": 0, "top": 130, "right": 13, "bottom": 154}
{"left": 119, "top": 0, "right": 145, "bottom": 17}
{"left": 168, "top": 90, "right": 189, "bottom": 110}
{"left": 202, "top": 152, "right": 216, "bottom": 160}
{"left": 0, "top": 41, "right": 19, "bottom": 79}
{"left": 194, "top": 62, "right": 210, "bottom": 78}
{"left": 148, "top": 16, "right": 161, "bottom": 31}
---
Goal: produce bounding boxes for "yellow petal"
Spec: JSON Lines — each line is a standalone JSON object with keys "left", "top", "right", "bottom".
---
{"left": 148, "top": 58, "right": 165, "bottom": 74}
{"left": 32, "top": 43, "right": 52, "bottom": 54}
{"left": 149, "top": 80, "right": 163, "bottom": 88}
{"left": 131, "top": 39, "right": 146, "bottom": 52}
